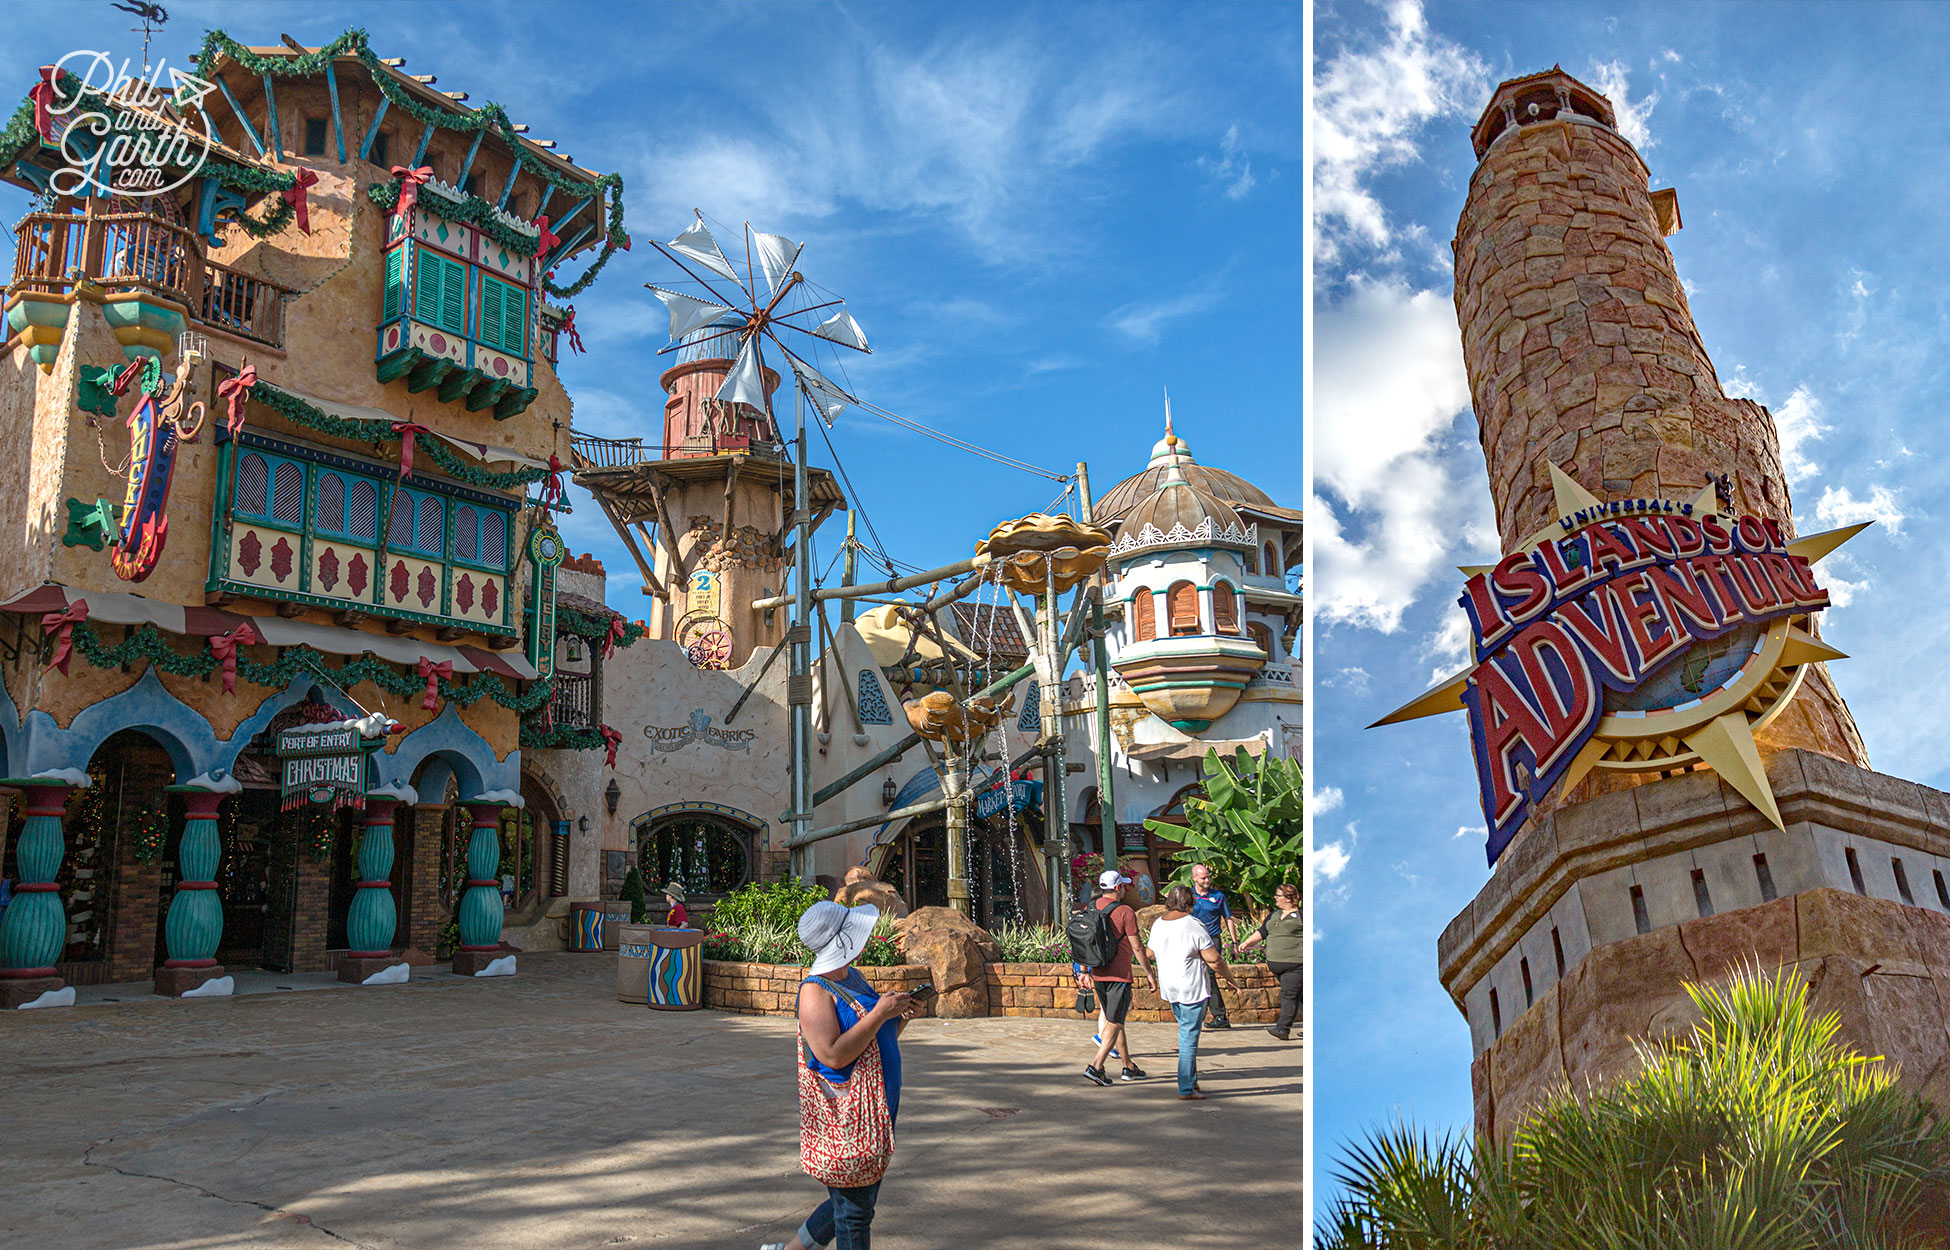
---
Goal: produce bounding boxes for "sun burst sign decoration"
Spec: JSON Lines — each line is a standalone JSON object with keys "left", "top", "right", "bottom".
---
{"left": 1376, "top": 464, "right": 1870, "bottom": 865}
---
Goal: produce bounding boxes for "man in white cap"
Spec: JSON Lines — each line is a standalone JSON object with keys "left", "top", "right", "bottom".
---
{"left": 1080, "top": 868, "right": 1154, "bottom": 1086}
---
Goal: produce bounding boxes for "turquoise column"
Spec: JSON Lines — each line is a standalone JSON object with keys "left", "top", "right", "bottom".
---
{"left": 0, "top": 780, "right": 79, "bottom": 1007}
{"left": 453, "top": 800, "right": 509, "bottom": 974}
{"left": 159, "top": 786, "right": 227, "bottom": 994}
{"left": 346, "top": 799, "right": 400, "bottom": 956}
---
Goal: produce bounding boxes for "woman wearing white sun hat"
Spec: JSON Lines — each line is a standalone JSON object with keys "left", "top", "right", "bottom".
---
{"left": 762, "top": 900, "right": 920, "bottom": 1250}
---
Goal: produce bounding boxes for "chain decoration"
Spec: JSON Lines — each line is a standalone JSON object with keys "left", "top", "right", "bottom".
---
{"left": 67, "top": 620, "right": 554, "bottom": 712}
{"left": 194, "top": 27, "right": 628, "bottom": 299}
{"left": 249, "top": 384, "right": 548, "bottom": 491}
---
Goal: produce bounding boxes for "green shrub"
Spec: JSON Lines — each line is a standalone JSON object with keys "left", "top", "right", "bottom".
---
{"left": 703, "top": 913, "right": 908, "bottom": 968}
{"left": 992, "top": 923, "right": 1072, "bottom": 964}
{"left": 619, "top": 867, "right": 647, "bottom": 923}
{"left": 708, "top": 878, "right": 830, "bottom": 932}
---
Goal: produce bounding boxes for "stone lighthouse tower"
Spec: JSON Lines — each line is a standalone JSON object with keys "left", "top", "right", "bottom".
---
{"left": 1425, "top": 69, "right": 1950, "bottom": 1140}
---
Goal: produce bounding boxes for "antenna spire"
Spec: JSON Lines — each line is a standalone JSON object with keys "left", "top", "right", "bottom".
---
{"left": 1164, "top": 385, "right": 1176, "bottom": 446}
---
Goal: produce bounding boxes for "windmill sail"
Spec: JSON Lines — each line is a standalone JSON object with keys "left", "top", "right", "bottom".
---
{"left": 790, "top": 356, "right": 856, "bottom": 428}
{"left": 648, "top": 286, "right": 735, "bottom": 341}
{"left": 810, "top": 310, "right": 870, "bottom": 352}
{"left": 668, "top": 219, "right": 738, "bottom": 281}
{"left": 717, "top": 334, "right": 770, "bottom": 411}
{"left": 752, "top": 233, "right": 804, "bottom": 297}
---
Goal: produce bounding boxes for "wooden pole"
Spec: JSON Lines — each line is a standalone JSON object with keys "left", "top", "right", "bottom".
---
{"left": 751, "top": 552, "right": 992, "bottom": 610}
{"left": 840, "top": 511, "right": 858, "bottom": 623}
{"left": 944, "top": 746, "right": 970, "bottom": 916}
{"left": 1078, "top": 461, "right": 1119, "bottom": 866}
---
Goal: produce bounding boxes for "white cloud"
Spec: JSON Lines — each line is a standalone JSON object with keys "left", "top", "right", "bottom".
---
{"left": 1325, "top": 665, "right": 1371, "bottom": 690}
{"left": 1773, "top": 385, "right": 1830, "bottom": 484}
{"left": 1421, "top": 602, "right": 1474, "bottom": 683}
{"left": 1814, "top": 484, "right": 1907, "bottom": 536}
{"left": 1313, "top": 839, "right": 1352, "bottom": 883}
{"left": 1107, "top": 285, "right": 1222, "bottom": 345}
{"left": 1586, "top": 59, "right": 1659, "bottom": 151}
{"left": 1816, "top": 551, "right": 1869, "bottom": 608}
{"left": 1311, "top": 786, "right": 1345, "bottom": 816}
{"left": 1455, "top": 824, "right": 1487, "bottom": 840}
{"left": 1312, "top": 275, "right": 1488, "bottom": 631}
{"left": 1313, "top": 0, "right": 1486, "bottom": 265}
{"left": 1199, "top": 123, "right": 1257, "bottom": 200}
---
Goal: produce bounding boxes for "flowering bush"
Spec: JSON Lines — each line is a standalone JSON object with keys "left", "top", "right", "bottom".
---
{"left": 1068, "top": 852, "right": 1104, "bottom": 892}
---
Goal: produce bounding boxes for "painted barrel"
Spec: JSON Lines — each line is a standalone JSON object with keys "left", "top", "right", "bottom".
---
{"left": 599, "top": 900, "right": 633, "bottom": 952}
{"left": 570, "top": 902, "right": 606, "bottom": 952}
{"left": 643, "top": 927, "right": 706, "bottom": 1011}
{"left": 616, "top": 923, "right": 656, "bottom": 1004}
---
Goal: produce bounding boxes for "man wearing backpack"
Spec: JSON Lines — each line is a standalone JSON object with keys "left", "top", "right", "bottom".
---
{"left": 1071, "top": 869, "right": 1153, "bottom": 1086}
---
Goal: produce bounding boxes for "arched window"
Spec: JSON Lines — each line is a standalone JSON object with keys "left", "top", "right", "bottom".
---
{"left": 1264, "top": 541, "right": 1280, "bottom": 576}
{"left": 1248, "top": 621, "right": 1274, "bottom": 659}
{"left": 271, "top": 462, "right": 304, "bottom": 525}
{"left": 388, "top": 488, "right": 413, "bottom": 547}
{"left": 235, "top": 452, "right": 269, "bottom": 515}
{"left": 314, "top": 472, "right": 345, "bottom": 533}
{"left": 638, "top": 812, "right": 755, "bottom": 895}
{"left": 1213, "top": 583, "right": 1239, "bottom": 634}
{"left": 416, "top": 494, "right": 445, "bottom": 555}
{"left": 454, "top": 505, "right": 478, "bottom": 561}
{"left": 1244, "top": 546, "right": 1260, "bottom": 575}
{"left": 480, "top": 510, "right": 506, "bottom": 567}
{"left": 1167, "top": 581, "right": 1200, "bottom": 636}
{"left": 1131, "top": 591, "right": 1157, "bottom": 642}
{"left": 857, "top": 670, "right": 892, "bottom": 725}
{"left": 346, "top": 479, "right": 378, "bottom": 542}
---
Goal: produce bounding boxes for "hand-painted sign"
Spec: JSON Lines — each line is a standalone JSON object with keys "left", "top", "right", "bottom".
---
{"left": 276, "top": 725, "right": 368, "bottom": 811}
{"left": 645, "top": 709, "right": 755, "bottom": 753}
{"left": 1377, "top": 465, "right": 1866, "bottom": 865}
{"left": 973, "top": 778, "right": 1043, "bottom": 821}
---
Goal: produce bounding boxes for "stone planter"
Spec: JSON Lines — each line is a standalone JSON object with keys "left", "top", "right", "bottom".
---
{"left": 702, "top": 961, "right": 934, "bottom": 1015}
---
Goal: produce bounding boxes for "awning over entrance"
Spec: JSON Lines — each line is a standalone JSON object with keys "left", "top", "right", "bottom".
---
{"left": 1125, "top": 736, "right": 1268, "bottom": 763}
{"left": 0, "top": 584, "right": 538, "bottom": 680}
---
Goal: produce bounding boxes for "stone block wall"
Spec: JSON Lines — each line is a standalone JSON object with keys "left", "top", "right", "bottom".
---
{"left": 106, "top": 859, "right": 163, "bottom": 982}
{"left": 702, "top": 961, "right": 932, "bottom": 1015}
{"left": 290, "top": 853, "right": 334, "bottom": 972}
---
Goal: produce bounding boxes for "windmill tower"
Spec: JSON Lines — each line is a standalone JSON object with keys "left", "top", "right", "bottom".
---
{"left": 1391, "top": 68, "right": 1950, "bottom": 1142}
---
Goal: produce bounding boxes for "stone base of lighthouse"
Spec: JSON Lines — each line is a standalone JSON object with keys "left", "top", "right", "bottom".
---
{"left": 1441, "top": 749, "right": 1950, "bottom": 1142}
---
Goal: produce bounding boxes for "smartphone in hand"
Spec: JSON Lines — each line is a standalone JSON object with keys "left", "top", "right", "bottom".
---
{"left": 907, "top": 983, "right": 938, "bottom": 1005}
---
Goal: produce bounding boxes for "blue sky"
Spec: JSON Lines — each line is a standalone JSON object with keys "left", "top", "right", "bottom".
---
{"left": 1313, "top": 0, "right": 1950, "bottom": 1212}
{"left": 1, "top": 0, "right": 1301, "bottom": 592}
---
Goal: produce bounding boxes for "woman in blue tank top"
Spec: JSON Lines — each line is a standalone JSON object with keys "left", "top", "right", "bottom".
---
{"left": 762, "top": 901, "right": 916, "bottom": 1250}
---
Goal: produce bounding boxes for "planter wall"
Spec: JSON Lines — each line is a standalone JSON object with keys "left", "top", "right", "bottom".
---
{"left": 699, "top": 959, "right": 1282, "bottom": 1023}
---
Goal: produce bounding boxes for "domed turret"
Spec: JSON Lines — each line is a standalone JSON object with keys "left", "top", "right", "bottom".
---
{"left": 1113, "top": 462, "right": 1256, "bottom": 555}
{"left": 1096, "top": 413, "right": 1277, "bottom": 521}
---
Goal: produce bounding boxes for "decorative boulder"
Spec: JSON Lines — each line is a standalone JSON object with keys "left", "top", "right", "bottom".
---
{"left": 895, "top": 906, "right": 1001, "bottom": 1018}
{"left": 836, "top": 877, "right": 908, "bottom": 920}
{"left": 1135, "top": 904, "right": 1166, "bottom": 939}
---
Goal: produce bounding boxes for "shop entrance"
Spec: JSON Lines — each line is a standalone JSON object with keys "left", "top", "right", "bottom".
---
{"left": 880, "top": 818, "right": 1044, "bottom": 929}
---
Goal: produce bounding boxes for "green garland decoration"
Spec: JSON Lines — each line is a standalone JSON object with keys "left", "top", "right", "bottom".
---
{"left": 223, "top": 197, "right": 296, "bottom": 240}
{"left": 68, "top": 621, "right": 554, "bottom": 713}
{"left": 194, "top": 27, "right": 627, "bottom": 299}
{"left": 553, "top": 605, "right": 647, "bottom": 646}
{"left": 367, "top": 178, "right": 546, "bottom": 258}
{"left": 519, "top": 721, "right": 605, "bottom": 751}
{"left": 250, "top": 384, "right": 549, "bottom": 492}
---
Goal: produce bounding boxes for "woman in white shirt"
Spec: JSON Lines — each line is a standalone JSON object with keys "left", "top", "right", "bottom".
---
{"left": 1146, "top": 885, "right": 1241, "bottom": 1100}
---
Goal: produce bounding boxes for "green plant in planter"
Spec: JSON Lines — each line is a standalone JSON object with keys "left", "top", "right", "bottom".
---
{"left": 709, "top": 879, "right": 830, "bottom": 932}
{"left": 1147, "top": 748, "right": 1303, "bottom": 917}
{"left": 619, "top": 866, "right": 647, "bottom": 923}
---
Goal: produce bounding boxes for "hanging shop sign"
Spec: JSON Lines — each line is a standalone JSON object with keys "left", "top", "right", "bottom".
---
{"left": 973, "top": 777, "right": 1043, "bottom": 821}
{"left": 276, "top": 725, "right": 370, "bottom": 811}
{"left": 1376, "top": 464, "right": 1868, "bottom": 865}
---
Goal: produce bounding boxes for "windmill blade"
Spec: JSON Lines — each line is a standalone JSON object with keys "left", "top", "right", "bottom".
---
{"left": 752, "top": 232, "right": 804, "bottom": 297}
{"left": 809, "top": 310, "right": 871, "bottom": 353}
{"left": 668, "top": 218, "right": 739, "bottom": 282}
{"left": 788, "top": 353, "right": 856, "bottom": 428}
{"left": 717, "top": 334, "right": 770, "bottom": 411}
{"left": 646, "top": 285, "right": 736, "bottom": 342}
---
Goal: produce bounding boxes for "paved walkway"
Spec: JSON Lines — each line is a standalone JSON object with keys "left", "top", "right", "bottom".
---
{"left": 3, "top": 952, "right": 1300, "bottom": 1248}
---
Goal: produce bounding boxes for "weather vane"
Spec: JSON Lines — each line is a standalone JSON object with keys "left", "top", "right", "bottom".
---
{"left": 111, "top": 1, "right": 169, "bottom": 75}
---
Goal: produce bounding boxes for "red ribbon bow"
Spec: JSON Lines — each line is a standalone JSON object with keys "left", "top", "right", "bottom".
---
{"left": 560, "top": 306, "right": 587, "bottom": 355}
{"left": 534, "top": 215, "right": 561, "bottom": 261}
{"left": 283, "top": 168, "right": 319, "bottom": 235}
{"left": 208, "top": 622, "right": 260, "bottom": 694}
{"left": 539, "top": 455, "right": 565, "bottom": 511}
{"left": 599, "top": 724, "right": 622, "bottom": 769}
{"left": 618, "top": 233, "right": 632, "bottom": 252}
{"left": 391, "top": 422, "right": 431, "bottom": 481}
{"left": 217, "top": 363, "right": 257, "bottom": 436}
{"left": 417, "top": 657, "right": 453, "bottom": 710}
{"left": 30, "top": 66, "right": 58, "bottom": 141}
{"left": 602, "top": 616, "right": 626, "bottom": 660}
{"left": 42, "top": 599, "right": 88, "bottom": 675}
{"left": 391, "top": 165, "right": 434, "bottom": 218}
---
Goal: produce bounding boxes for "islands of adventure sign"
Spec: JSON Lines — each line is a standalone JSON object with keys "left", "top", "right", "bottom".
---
{"left": 1377, "top": 465, "right": 1868, "bottom": 865}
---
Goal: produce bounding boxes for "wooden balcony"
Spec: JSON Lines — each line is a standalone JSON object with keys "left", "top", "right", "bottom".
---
{"left": 549, "top": 670, "right": 595, "bottom": 730}
{"left": 8, "top": 211, "right": 294, "bottom": 349}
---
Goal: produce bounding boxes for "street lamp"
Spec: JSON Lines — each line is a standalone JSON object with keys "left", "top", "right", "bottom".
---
{"left": 881, "top": 776, "right": 898, "bottom": 807}
{"left": 605, "top": 779, "right": 621, "bottom": 815}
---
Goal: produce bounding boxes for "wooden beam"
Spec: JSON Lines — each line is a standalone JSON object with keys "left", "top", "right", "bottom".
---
{"left": 534, "top": 184, "right": 557, "bottom": 219}
{"left": 359, "top": 96, "right": 390, "bottom": 161}
{"left": 648, "top": 472, "right": 690, "bottom": 581}
{"left": 323, "top": 59, "right": 347, "bottom": 162}
{"left": 496, "top": 163, "right": 521, "bottom": 212}
{"left": 214, "top": 73, "right": 265, "bottom": 156}
{"left": 262, "top": 75, "right": 282, "bottom": 162}
{"left": 554, "top": 225, "right": 596, "bottom": 262}
{"left": 587, "top": 488, "right": 664, "bottom": 598}
{"left": 820, "top": 602, "right": 863, "bottom": 735}
{"left": 722, "top": 458, "right": 739, "bottom": 534}
{"left": 552, "top": 194, "right": 595, "bottom": 232}
{"left": 411, "top": 120, "right": 435, "bottom": 168}
{"left": 725, "top": 635, "right": 791, "bottom": 726}
{"left": 627, "top": 522, "right": 670, "bottom": 598}
{"left": 457, "top": 126, "right": 485, "bottom": 189}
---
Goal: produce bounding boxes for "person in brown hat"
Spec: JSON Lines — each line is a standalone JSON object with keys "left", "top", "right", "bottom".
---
{"left": 662, "top": 882, "right": 689, "bottom": 928}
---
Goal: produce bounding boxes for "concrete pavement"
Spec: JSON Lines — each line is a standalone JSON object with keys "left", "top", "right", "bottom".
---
{"left": 1, "top": 952, "right": 1300, "bottom": 1248}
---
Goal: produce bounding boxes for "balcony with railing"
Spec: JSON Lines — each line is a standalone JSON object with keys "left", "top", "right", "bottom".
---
{"left": 549, "top": 670, "right": 595, "bottom": 730}
{"left": 8, "top": 210, "right": 294, "bottom": 349}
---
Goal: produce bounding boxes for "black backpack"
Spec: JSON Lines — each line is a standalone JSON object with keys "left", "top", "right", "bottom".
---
{"left": 1067, "top": 900, "right": 1120, "bottom": 969}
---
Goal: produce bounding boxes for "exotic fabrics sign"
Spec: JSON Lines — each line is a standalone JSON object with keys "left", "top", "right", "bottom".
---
{"left": 277, "top": 725, "right": 369, "bottom": 812}
{"left": 1377, "top": 465, "right": 1866, "bottom": 865}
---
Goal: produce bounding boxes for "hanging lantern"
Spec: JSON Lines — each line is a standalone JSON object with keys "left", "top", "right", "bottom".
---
{"left": 605, "top": 778, "right": 621, "bottom": 815}
{"left": 882, "top": 776, "right": 899, "bottom": 808}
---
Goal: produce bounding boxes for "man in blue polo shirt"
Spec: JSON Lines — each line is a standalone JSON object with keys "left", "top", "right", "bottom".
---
{"left": 1189, "top": 863, "right": 1235, "bottom": 1029}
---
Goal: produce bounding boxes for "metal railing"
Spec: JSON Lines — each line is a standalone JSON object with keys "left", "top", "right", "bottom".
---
{"left": 550, "top": 671, "right": 595, "bottom": 729}
{"left": 7, "top": 211, "right": 293, "bottom": 349}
